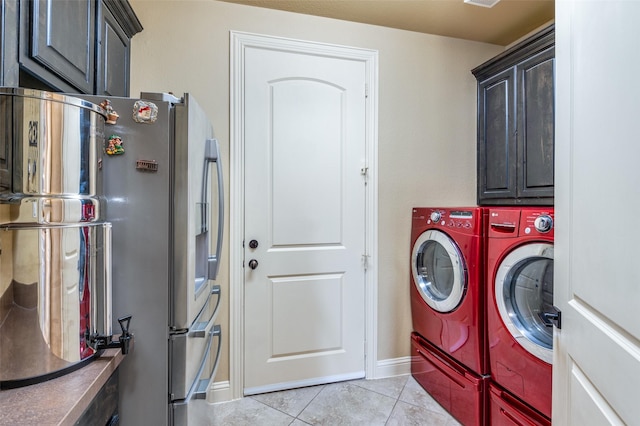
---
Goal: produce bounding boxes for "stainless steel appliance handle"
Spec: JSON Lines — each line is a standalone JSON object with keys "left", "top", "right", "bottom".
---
{"left": 170, "top": 325, "right": 222, "bottom": 425}
{"left": 189, "top": 285, "right": 221, "bottom": 338}
{"left": 186, "top": 325, "right": 222, "bottom": 401}
{"left": 203, "top": 138, "right": 224, "bottom": 281}
{"left": 193, "top": 325, "right": 222, "bottom": 400}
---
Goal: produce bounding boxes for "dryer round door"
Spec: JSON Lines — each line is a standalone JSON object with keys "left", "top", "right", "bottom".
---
{"left": 411, "top": 230, "right": 466, "bottom": 313}
{"left": 495, "top": 243, "right": 554, "bottom": 364}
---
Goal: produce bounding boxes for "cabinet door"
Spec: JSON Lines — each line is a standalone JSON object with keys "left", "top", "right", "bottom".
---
{"left": 1, "top": 0, "right": 19, "bottom": 87}
{"left": 21, "top": 0, "right": 95, "bottom": 93}
{"left": 517, "top": 47, "right": 555, "bottom": 200}
{"left": 0, "top": 0, "right": 17, "bottom": 190}
{"left": 96, "top": 1, "right": 130, "bottom": 97}
{"left": 477, "top": 67, "right": 517, "bottom": 203}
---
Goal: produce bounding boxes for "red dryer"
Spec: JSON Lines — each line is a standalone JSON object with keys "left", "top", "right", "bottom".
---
{"left": 410, "top": 207, "right": 488, "bottom": 426}
{"left": 486, "top": 207, "right": 555, "bottom": 422}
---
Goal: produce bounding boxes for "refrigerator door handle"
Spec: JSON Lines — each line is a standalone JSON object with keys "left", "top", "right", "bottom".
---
{"left": 203, "top": 138, "right": 224, "bottom": 281}
{"left": 185, "top": 325, "right": 222, "bottom": 401}
{"left": 193, "top": 325, "right": 222, "bottom": 400}
{"left": 188, "top": 285, "right": 221, "bottom": 338}
{"left": 170, "top": 325, "right": 222, "bottom": 425}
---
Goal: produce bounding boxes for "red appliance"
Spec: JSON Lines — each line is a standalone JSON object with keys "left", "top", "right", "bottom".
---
{"left": 489, "top": 383, "right": 551, "bottom": 426}
{"left": 486, "top": 207, "right": 555, "bottom": 421}
{"left": 410, "top": 207, "right": 487, "bottom": 375}
{"left": 411, "top": 333, "right": 488, "bottom": 426}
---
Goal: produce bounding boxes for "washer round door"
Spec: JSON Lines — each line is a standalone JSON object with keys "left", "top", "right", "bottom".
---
{"left": 495, "top": 243, "right": 554, "bottom": 363}
{"left": 411, "top": 230, "right": 466, "bottom": 313}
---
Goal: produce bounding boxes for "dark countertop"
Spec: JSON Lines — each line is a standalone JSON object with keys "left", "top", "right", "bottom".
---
{"left": 0, "top": 348, "right": 124, "bottom": 426}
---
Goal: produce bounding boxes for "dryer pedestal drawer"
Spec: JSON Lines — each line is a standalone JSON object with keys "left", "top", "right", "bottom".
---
{"left": 411, "top": 333, "right": 488, "bottom": 426}
{"left": 489, "top": 382, "right": 550, "bottom": 426}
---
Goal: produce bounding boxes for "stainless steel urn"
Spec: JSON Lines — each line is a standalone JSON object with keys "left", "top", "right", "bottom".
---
{"left": 0, "top": 88, "right": 115, "bottom": 388}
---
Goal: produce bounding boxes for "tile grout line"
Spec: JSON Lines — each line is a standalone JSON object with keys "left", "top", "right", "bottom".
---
{"left": 383, "top": 375, "right": 412, "bottom": 425}
{"left": 293, "top": 384, "right": 327, "bottom": 423}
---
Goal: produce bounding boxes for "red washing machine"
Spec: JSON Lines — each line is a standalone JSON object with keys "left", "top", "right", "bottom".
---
{"left": 410, "top": 207, "right": 488, "bottom": 426}
{"left": 486, "top": 207, "right": 556, "bottom": 422}
{"left": 410, "top": 207, "right": 487, "bottom": 374}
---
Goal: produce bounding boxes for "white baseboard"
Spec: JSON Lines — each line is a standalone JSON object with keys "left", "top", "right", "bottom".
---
{"left": 373, "top": 356, "right": 411, "bottom": 379}
{"left": 209, "top": 356, "right": 412, "bottom": 404}
{"left": 208, "top": 380, "right": 234, "bottom": 404}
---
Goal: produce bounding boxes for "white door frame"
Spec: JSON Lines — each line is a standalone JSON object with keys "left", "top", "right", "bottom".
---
{"left": 229, "top": 31, "right": 379, "bottom": 399}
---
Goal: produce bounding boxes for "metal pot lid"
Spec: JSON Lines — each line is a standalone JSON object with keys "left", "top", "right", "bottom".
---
{"left": 0, "top": 87, "right": 107, "bottom": 118}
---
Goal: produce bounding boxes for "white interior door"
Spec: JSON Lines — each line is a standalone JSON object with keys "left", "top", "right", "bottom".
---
{"left": 554, "top": 2, "right": 640, "bottom": 424}
{"left": 242, "top": 39, "right": 367, "bottom": 394}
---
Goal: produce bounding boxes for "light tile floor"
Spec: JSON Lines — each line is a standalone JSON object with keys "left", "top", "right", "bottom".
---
{"left": 191, "top": 375, "right": 462, "bottom": 425}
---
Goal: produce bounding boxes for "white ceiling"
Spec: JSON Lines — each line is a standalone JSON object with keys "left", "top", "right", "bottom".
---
{"left": 218, "top": 0, "right": 554, "bottom": 46}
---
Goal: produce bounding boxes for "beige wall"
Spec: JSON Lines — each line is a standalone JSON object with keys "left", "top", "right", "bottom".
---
{"left": 128, "top": 0, "right": 502, "bottom": 384}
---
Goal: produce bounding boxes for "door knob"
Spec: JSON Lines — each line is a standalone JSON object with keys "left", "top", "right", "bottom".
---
{"left": 249, "top": 239, "right": 259, "bottom": 249}
{"left": 248, "top": 259, "right": 259, "bottom": 270}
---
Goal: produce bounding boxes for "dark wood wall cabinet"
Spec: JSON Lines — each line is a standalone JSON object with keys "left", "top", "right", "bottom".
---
{"left": 1, "top": 0, "right": 142, "bottom": 96}
{"left": 472, "top": 25, "right": 555, "bottom": 206}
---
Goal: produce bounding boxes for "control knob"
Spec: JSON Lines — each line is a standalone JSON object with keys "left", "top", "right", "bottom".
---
{"left": 534, "top": 215, "right": 553, "bottom": 233}
{"left": 430, "top": 212, "right": 441, "bottom": 223}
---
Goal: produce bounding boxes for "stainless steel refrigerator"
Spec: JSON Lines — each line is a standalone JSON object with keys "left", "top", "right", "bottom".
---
{"left": 81, "top": 92, "right": 223, "bottom": 425}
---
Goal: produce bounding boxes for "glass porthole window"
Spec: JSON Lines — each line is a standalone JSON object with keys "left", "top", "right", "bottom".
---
{"left": 411, "top": 230, "right": 466, "bottom": 313}
{"left": 495, "top": 243, "right": 554, "bottom": 363}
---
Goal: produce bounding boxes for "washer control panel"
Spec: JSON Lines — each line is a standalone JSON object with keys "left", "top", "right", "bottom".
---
{"left": 523, "top": 211, "right": 554, "bottom": 236}
{"left": 534, "top": 215, "right": 554, "bottom": 233}
{"left": 488, "top": 208, "right": 554, "bottom": 238}
{"left": 413, "top": 207, "right": 480, "bottom": 234}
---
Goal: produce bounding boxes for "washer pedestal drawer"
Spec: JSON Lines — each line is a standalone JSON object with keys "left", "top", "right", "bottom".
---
{"left": 411, "top": 332, "right": 488, "bottom": 426}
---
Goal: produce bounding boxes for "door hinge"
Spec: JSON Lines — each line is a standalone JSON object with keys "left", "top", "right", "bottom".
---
{"left": 360, "top": 166, "right": 369, "bottom": 185}
{"left": 362, "top": 254, "right": 370, "bottom": 270}
{"left": 364, "top": 83, "right": 369, "bottom": 98}
{"left": 538, "top": 306, "right": 561, "bottom": 329}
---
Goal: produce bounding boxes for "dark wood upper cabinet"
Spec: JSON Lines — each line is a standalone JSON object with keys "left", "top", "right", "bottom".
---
{"left": 518, "top": 49, "right": 555, "bottom": 200}
{"left": 2, "top": 0, "right": 142, "bottom": 96}
{"left": 473, "top": 25, "right": 555, "bottom": 206}
{"left": 1, "top": 0, "right": 20, "bottom": 88}
{"left": 97, "top": 0, "right": 137, "bottom": 96}
{"left": 478, "top": 67, "right": 517, "bottom": 201}
{"left": 21, "top": 0, "right": 96, "bottom": 93}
